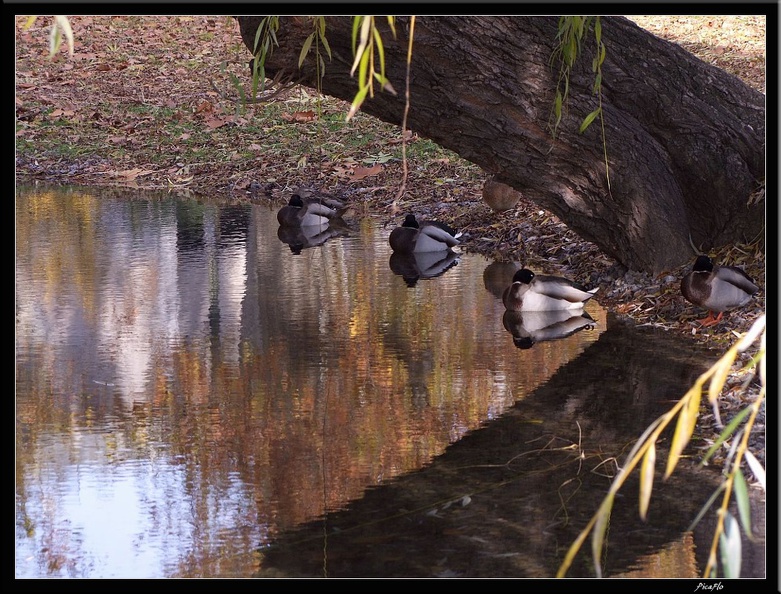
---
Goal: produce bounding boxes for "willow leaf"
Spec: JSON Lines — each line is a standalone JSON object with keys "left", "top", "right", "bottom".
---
{"left": 700, "top": 406, "right": 752, "bottom": 465}
{"left": 351, "top": 15, "right": 362, "bottom": 54}
{"left": 686, "top": 483, "right": 725, "bottom": 532}
{"left": 743, "top": 450, "right": 765, "bottom": 491}
{"left": 54, "top": 16, "right": 74, "bottom": 56}
{"left": 299, "top": 33, "right": 314, "bottom": 69}
{"left": 639, "top": 442, "right": 656, "bottom": 520}
{"left": 579, "top": 108, "right": 601, "bottom": 134}
{"left": 708, "top": 350, "right": 736, "bottom": 404}
{"left": 592, "top": 72, "right": 602, "bottom": 94}
{"left": 346, "top": 84, "right": 370, "bottom": 121}
{"left": 719, "top": 512, "right": 742, "bottom": 578}
{"left": 733, "top": 469, "right": 754, "bottom": 540}
{"left": 319, "top": 31, "right": 332, "bottom": 59}
{"left": 350, "top": 16, "right": 372, "bottom": 76}
{"left": 373, "top": 27, "right": 386, "bottom": 77}
{"left": 665, "top": 391, "right": 697, "bottom": 478}
{"left": 358, "top": 50, "right": 370, "bottom": 92}
{"left": 591, "top": 494, "right": 614, "bottom": 579}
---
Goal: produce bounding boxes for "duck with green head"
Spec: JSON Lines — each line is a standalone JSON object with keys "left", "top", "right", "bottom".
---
{"left": 680, "top": 255, "right": 759, "bottom": 326}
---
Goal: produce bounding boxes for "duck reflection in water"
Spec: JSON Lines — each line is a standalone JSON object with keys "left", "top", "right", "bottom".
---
{"left": 502, "top": 309, "right": 597, "bottom": 349}
{"left": 389, "top": 251, "right": 460, "bottom": 287}
{"left": 277, "top": 223, "right": 347, "bottom": 255}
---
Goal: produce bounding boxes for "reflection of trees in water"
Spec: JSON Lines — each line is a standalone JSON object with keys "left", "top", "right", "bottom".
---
{"left": 16, "top": 192, "right": 616, "bottom": 577}
{"left": 257, "top": 317, "right": 765, "bottom": 578}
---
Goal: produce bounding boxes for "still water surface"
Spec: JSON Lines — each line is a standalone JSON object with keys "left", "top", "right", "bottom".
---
{"left": 15, "top": 186, "right": 762, "bottom": 578}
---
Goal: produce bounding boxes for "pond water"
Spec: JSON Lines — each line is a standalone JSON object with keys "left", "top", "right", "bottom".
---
{"left": 15, "top": 186, "right": 764, "bottom": 579}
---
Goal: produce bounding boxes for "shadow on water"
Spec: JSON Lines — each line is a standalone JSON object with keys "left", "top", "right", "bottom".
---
{"left": 256, "top": 315, "right": 765, "bottom": 579}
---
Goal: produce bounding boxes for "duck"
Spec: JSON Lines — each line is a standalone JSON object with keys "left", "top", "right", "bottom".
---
{"left": 502, "top": 268, "right": 599, "bottom": 311}
{"left": 680, "top": 255, "right": 759, "bottom": 326}
{"left": 389, "top": 250, "right": 460, "bottom": 287}
{"left": 389, "top": 214, "right": 461, "bottom": 254}
{"left": 277, "top": 194, "right": 349, "bottom": 227}
{"left": 277, "top": 222, "right": 345, "bottom": 254}
{"left": 502, "top": 309, "right": 597, "bottom": 349}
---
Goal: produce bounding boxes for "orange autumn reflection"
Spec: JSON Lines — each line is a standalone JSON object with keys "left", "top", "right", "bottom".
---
{"left": 16, "top": 187, "right": 604, "bottom": 577}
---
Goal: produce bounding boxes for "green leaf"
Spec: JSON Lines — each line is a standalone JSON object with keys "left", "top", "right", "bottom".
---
{"left": 579, "top": 108, "right": 601, "bottom": 134}
{"left": 686, "top": 483, "right": 725, "bottom": 531}
{"left": 553, "top": 91, "right": 563, "bottom": 129}
{"left": 733, "top": 469, "right": 754, "bottom": 540}
{"left": 358, "top": 50, "right": 370, "bottom": 90}
{"left": 346, "top": 84, "right": 370, "bottom": 121}
{"left": 592, "top": 73, "right": 602, "bottom": 95}
{"left": 253, "top": 17, "right": 267, "bottom": 53}
{"left": 351, "top": 15, "right": 362, "bottom": 54}
{"left": 350, "top": 16, "right": 372, "bottom": 76}
{"left": 320, "top": 30, "right": 332, "bottom": 60}
{"left": 373, "top": 27, "right": 386, "bottom": 78}
{"left": 700, "top": 406, "right": 752, "bottom": 465}
{"left": 299, "top": 33, "right": 314, "bottom": 69}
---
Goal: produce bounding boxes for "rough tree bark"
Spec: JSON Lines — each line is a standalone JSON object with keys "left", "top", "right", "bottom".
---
{"left": 236, "top": 16, "right": 765, "bottom": 275}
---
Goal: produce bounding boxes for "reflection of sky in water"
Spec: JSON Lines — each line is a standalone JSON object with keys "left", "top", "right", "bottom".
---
{"left": 16, "top": 430, "right": 266, "bottom": 578}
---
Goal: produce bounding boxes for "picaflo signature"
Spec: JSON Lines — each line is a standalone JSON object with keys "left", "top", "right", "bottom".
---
{"left": 694, "top": 583, "right": 724, "bottom": 591}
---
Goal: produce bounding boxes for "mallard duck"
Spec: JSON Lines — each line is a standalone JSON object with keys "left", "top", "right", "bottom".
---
{"left": 502, "top": 309, "right": 597, "bottom": 349}
{"left": 502, "top": 268, "right": 598, "bottom": 311}
{"left": 277, "top": 194, "right": 349, "bottom": 227}
{"left": 389, "top": 250, "right": 460, "bottom": 287}
{"left": 680, "top": 255, "right": 759, "bottom": 326}
{"left": 277, "top": 223, "right": 345, "bottom": 255}
{"left": 389, "top": 214, "right": 461, "bottom": 253}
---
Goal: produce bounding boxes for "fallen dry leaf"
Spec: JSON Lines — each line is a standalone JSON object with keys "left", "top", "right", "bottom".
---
{"left": 195, "top": 100, "right": 214, "bottom": 115}
{"left": 50, "top": 109, "right": 75, "bottom": 118}
{"left": 348, "top": 164, "right": 383, "bottom": 181}
{"left": 281, "top": 110, "right": 316, "bottom": 123}
{"left": 110, "top": 167, "right": 156, "bottom": 181}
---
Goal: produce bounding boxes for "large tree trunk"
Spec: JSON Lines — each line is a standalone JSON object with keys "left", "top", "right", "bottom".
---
{"left": 236, "top": 16, "right": 765, "bottom": 275}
